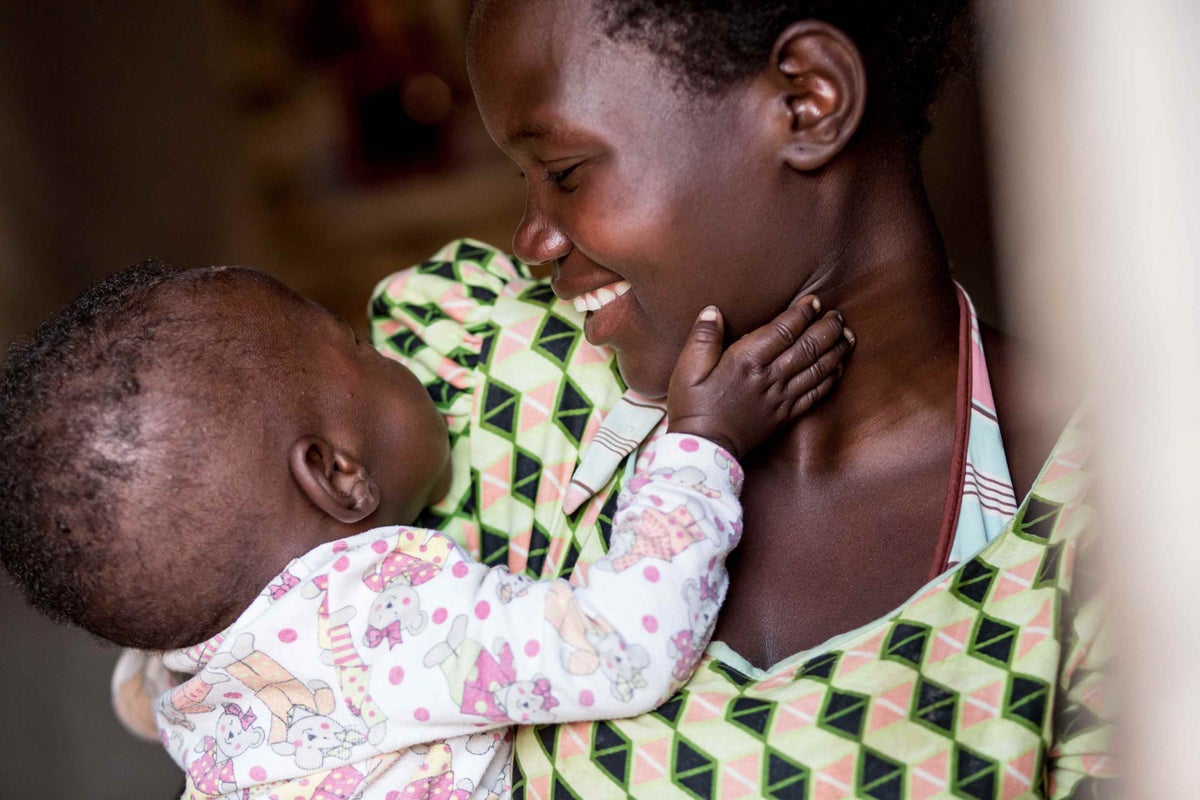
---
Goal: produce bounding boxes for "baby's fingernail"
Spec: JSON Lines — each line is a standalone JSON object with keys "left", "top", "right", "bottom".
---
{"left": 811, "top": 296, "right": 821, "bottom": 313}
{"left": 699, "top": 306, "right": 719, "bottom": 322}
{"left": 843, "top": 327, "right": 856, "bottom": 346}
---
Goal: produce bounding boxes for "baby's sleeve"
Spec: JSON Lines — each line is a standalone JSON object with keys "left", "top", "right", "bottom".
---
{"left": 335, "top": 434, "right": 743, "bottom": 741}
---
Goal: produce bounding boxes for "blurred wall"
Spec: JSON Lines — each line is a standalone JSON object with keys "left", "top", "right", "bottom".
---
{"left": 0, "top": 3, "right": 997, "bottom": 796}
{"left": 0, "top": 3, "right": 238, "bottom": 796}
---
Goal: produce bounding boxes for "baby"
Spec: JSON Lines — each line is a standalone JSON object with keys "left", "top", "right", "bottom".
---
{"left": 0, "top": 261, "right": 849, "bottom": 799}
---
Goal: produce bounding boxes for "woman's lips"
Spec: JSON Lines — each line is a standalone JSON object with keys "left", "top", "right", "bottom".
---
{"left": 571, "top": 280, "right": 631, "bottom": 313}
{"left": 579, "top": 282, "right": 634, "bottom": 347}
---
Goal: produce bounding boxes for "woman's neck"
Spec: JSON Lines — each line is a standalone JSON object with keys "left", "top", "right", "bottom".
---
{"left": 766, "top": 160, "right": 962, "bottom": 474}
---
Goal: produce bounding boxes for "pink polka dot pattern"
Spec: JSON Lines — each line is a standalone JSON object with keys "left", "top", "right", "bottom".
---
{"left": 475, "top": 600, "right": 491, "bottom": 620}
{"left": 432, "top": 607, "right": 448, "bottom": 624}
{"left": 372, "top": 539, "right": 389, "bottom": 553}
{"left": 332, "top": 540, "right": 349, "bottom": 553}
{"left": 414, "top": 707, "right": 430, "bottom": 721}
{"left": 679, "top": 437, "right": 700, "bottom": 452}
{"left": 579, "top": 690, "right": 595, "bottom": 707}
{"left": 277, "top": 629, "right": 297, "bottom": 644}
{"left": 333, "top": 555, "right": 350, "bottom": 572}
{"left": 452, "top": 561, "right": 469, "bottom": 578}
{"left": 389, "top": 667, "right": 405, "bottom": 685}
{"left": 249, "top": 766, "right": 267, "bottom": 782}
{"left": 642, "top": 615, "right": 658, "bottom": 633}
{"left": 525, "top": 640, "right": 540, "bottom": 657}
{"left": 643, "top": 565, "right": 660, "bottom": 582}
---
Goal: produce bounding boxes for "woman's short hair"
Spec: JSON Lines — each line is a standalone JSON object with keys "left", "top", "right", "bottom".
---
{"left": 592, "top": 0, "right": 971, "bottom": 146}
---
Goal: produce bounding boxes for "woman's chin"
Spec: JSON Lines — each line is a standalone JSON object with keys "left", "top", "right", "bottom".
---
{"left": 614, "top": 352, "right": 671, "bottom": 400}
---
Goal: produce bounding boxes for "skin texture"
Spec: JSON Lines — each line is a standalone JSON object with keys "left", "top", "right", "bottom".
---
{"left": 128, "top": 274, "right": 455, "bottom": 641}
{"left": 470, "top": 0, "right": 1069, "bottom": 667}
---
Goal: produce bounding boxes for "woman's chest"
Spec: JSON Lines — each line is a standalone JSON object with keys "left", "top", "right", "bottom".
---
{"left": 712, "top": 463, "right": 950, "bottom": 671}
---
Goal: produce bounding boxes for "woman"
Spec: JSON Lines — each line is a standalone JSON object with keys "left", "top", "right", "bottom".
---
{"left": 371, "top": 0, "right": 1111, "bottom": 796}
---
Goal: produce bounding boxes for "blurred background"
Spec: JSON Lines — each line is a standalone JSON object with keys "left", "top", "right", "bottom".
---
{"left": 0, "top": 0, "right": 1003, "bottom": 795}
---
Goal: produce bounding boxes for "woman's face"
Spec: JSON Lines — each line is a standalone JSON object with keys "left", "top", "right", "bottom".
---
{"left": 468, "top": 0, "right": 815, "bottom": 397}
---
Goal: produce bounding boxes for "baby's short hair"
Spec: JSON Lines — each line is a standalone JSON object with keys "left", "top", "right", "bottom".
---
{"left": 0, "top": 261, "right": 283, "bottom": 648}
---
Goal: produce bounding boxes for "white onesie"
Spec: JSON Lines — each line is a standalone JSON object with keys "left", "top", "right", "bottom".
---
{"left": 154, "top": 434, "right": 743, "bottom": 799}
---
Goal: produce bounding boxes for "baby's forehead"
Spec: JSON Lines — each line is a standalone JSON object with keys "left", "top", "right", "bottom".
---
{"left": 166, "top": 266, "right": 301, "bottom": 310}
{"left": 155, "top": 268, "right": 313, "bottom": 337}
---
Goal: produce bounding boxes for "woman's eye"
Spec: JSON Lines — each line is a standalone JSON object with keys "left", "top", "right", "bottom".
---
{"left": 544, "top": 163, "right": 581, "bottom": 191}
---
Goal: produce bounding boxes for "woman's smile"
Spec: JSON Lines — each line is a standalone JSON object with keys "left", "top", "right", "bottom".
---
{"left": 579, "top": 281, "right": 635, "bottom": 349}
{"left": 570, "top": 279, "right": 631, "bottom": 314}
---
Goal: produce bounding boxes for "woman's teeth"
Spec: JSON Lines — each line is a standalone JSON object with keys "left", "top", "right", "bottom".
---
{"left": 573, "top": 281, "right": 631, "bottom": 313}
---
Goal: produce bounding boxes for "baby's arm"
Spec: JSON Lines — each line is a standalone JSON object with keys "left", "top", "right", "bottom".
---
{"left": 347, "top": 297, "right": 848, "bottom": 732}
{"left": 162, "top": 299, "right": 850, "bottom": 765}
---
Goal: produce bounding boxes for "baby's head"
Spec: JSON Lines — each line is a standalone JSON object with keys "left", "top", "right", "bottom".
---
{"left": 0, "top": 262, "right": 450, "bottom": 650}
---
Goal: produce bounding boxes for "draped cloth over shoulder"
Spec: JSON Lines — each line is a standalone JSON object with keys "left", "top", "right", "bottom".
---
{"left": 370, "top": 239, "right": 1114, "bottom": 799}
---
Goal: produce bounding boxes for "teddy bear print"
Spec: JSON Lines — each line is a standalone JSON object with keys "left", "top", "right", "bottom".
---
{"left": 391, "top": 741, "right": 475, "bottom": 800}
{"left": 668, "top": 574, "right": 724, "bottom": 682}
{"left": 495, "top": 570, "right": 532, "bottom": 604}
{"left": 363, "top": 578, "right": 427, "bottom": 650}
{"left": 598, "top": 502, "right": 706, "bottom": 573}
{"left": 184, "top": 701, "right": 265, "bottom": 795}
{"left": 588, "top": 628, "right": 651, "bottom": 702}
{"left": 271, "top": 706, "right": 368, "bottom": 772}
{"left": 423, "top": 615, "right": 559, "bottom": 724}
{"left": 204, "top": 631, "right": 337, "bottom": 748}
{"left": 361, "top": 529, "right": 453, "bottom": 593}
{"left": 156, "top": 665, "right": 229, "bottom": 732}
{"left": 543, "top": 582, "right": 650, "bottom": 701}
{"left": 544, "top": 581, "right": 611, "bottom": 674}
{"left": 625, "top": 456, "right": 740, "bottom": 545}
{"left": 303, "top": 574, "right": 389, "bottom": 745}
{"left": 267, "top": 568, "right": 301, "bottom": 601}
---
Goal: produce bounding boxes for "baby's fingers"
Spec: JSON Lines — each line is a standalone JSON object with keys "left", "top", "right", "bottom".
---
{"left": 767, "top": 311, "right": 848, "bottom": 381}
{"left": 735, "top": 295, "right": 823, "bottom": 365}
{"left": 783, "top": 335, "right": 852, "bottom": 417}
{"left": 670, "top": 306, "right": 725, "bottom": 389}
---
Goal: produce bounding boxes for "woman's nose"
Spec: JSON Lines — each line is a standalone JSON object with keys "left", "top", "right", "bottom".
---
{"left": 513, "top": 196, "right": 571, "bottom": 265}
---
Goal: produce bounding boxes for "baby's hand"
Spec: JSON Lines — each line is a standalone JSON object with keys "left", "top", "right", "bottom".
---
{"left": 666, "top": 295, "right": 852, "bottom": 459}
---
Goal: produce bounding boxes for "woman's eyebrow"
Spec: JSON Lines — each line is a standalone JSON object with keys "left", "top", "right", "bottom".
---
{"left": 509, "top": 120, "right": 587, "bottom": 144}
{"left": 511, "top": 121, "right": 554, "bottom": 142}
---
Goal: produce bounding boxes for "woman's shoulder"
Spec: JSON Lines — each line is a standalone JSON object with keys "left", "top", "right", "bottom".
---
{"left": 981, "top": 323, "right": 1083, "bottom": 499}
{"left": 370, "top": 238, "right": 533, "bottom": 313}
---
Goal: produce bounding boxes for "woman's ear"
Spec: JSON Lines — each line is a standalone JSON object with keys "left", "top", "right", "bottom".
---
{"left": 289, "top": 435, "right": 380, "bottom": 524}
{"left": 768, "top": 20, "right": 867, "bottom": 171}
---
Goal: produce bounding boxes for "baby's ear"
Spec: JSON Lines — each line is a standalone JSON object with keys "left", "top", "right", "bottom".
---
{"left": 289, "top": 435, "right": 380, "bottom": 524}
